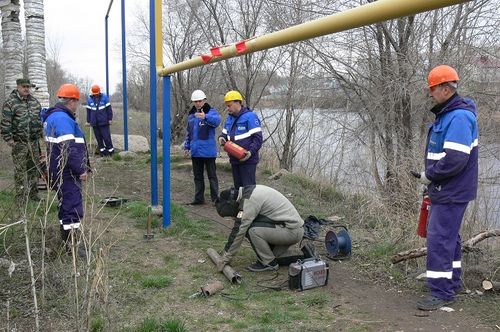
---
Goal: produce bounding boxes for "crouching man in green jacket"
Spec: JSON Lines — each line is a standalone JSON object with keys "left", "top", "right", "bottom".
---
{"left": 215, "top": 185, "right": 304, "bottom": 272}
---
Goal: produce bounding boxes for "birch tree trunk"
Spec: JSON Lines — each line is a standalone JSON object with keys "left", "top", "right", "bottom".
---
{"left": 1, "top": 0, "right": 23, "bottom": 97}
{"left": 24, "top": 0, "right": 49, "bottom": 107}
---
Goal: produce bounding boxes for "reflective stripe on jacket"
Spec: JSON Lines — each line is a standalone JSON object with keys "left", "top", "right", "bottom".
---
{"left": 219, "top": 107, "right": 263, "bottom": 164}
{"left": 42, "top": 104, "right": 89, "bottom": 188}
{"left": 424, "top": 94, "right": 479, "bottom": 203}
{"left": 86, "top": 93, "right": 112, "bottom": 126}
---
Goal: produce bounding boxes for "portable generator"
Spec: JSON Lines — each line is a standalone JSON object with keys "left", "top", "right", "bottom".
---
{"left": 288, "top": 258, "right": 329, "bottom": 291}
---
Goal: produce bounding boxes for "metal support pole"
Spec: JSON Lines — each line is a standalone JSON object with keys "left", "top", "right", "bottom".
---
{"left": 121, "top": 0, "right": 128, "bottom": 151}
{"left": 149, "top": 0, "right": 158, "bottom": 206}
{"left": 162, "top": 75, "right": 171, "bottom": 228}
{"left": 105, "top": 0, "right": 114, "bottom": 103}
{"left": 105, "top": 15, "right": 110, "bottom": 95}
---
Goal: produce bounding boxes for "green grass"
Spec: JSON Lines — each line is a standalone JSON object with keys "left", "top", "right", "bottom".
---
{"left": 135, "top": 318, "right": 187, "bottom": 332}
{"left": 282, "top": 173, "right": 343, "bottom": 202}
{"left": 170, "top": 155, "right": 183, "bottom": 163}
{"left": 118, "top": 268, "right": 173, "bottom": 289}
{"left": 163, "top": 202, "right": 213, "bottom": 240}
{"left": 301, "top": 292, "right": 330, "bottom": 308}
{"left": 140, "top": 275, "right": 172, "bottom": 288}
{"left": 261, "top": 168, "right": 273, "bottom": 176}
{"left": 126, "top": 201, "right": 150, "bottom": 219}
{"left": 217, "top": 162, "right": 232, "bottom": 172}
{"left": 90, "top": 316, "right": 105, "bottom": 332}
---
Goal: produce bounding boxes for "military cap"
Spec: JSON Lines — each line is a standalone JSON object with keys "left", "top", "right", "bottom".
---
{"left": 16, "top": 78, "right": 35, "bottom": 87}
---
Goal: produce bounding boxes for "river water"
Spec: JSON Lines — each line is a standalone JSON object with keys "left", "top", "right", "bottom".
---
{"left": 259, "top": 108, "right": 500, "bottom": 228}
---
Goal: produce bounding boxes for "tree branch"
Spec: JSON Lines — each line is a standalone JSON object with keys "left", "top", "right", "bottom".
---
{"left": 391, "top": 229, "right": 500, "bottom": 264}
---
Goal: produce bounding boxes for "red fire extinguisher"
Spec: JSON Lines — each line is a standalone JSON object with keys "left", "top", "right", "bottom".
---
{"left": 223, "top": 141, "right": 248, "bottom": 160}
{"left": 417, "top": 191, "right": 431, "bottom": 238}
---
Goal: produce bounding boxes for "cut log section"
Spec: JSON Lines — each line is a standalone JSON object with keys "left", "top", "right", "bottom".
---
{"left": 391, "top": 229, "right": 500, "bottom": 264}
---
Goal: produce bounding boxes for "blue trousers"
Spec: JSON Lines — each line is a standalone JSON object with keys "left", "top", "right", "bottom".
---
{"left": 57, "top": 177, "right": 83, "bottom": 230}
{"left": 93, "top": 125, "right": 114, "bottom": 155}
{"left": 426, "top": 202, "right": 468, "bottom": 300}
{"left": 231, "top": 163, "right": 257, "bottom": 190}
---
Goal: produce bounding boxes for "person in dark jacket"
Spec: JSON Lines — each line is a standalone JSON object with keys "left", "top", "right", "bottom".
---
{"left": 42, "top": 84, "right": 90, "bottom": 256}
{"left": 215, "top": 185, "right": 304, "bottom": 272}
{"left": 184, "top": 90, "right": 221, "bottom": 205}
{"left": 86, "top": 84, "right": 114, "bottom": 156}
{"left": 1, "top": 78, "right": 43, "bottom": 204}
{"left": 218, "top": 90, "right": 263, "bottom": 190}
{"left": 414, "top": 65, "right": 479, "bottom": 311}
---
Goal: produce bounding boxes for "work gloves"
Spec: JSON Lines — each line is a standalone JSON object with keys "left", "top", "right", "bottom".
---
{"left": 411, "top": 170, "right": 431, "bottom": 185}
{"left": 239, "top": 150, "right": 252, "bottom": 162}
{"left": 218, "top": 137, "right": 227, "bottom": 147}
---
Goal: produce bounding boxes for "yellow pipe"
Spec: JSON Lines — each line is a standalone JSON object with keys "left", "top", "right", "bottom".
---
{"left": 158, "top": 0, "right": 468, "bottom": 76}
{"left": 155, "top": 0, "right": 163, "bottom": 70}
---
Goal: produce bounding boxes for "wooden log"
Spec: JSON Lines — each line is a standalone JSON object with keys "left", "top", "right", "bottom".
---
{"left": 482, "top": 279, "right": 500, "bottom": 291}
{"left": 391, "top": 229, "right": 500, "bottom": 264}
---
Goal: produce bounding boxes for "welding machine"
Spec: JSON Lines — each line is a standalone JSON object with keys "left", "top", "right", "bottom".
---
{"left": 288, "top": 258, "right": 329, "bottom": 291}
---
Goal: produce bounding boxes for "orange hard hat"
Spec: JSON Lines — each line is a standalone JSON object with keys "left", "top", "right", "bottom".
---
{"left": 57, "top": 84, "right": 81, "bottom": 100}
{"left": 91, "top": 84, "right": 101, "bottom": 95}
{"left": 427, "top": 65, "right": 459, "bottom": 88}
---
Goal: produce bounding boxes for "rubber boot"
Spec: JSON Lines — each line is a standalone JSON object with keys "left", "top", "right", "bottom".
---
{"left": 60, "top": 225, "right": 71, "bottom": 253}
{"left": 60, "top": 226, "right": 87, "bottom": 259}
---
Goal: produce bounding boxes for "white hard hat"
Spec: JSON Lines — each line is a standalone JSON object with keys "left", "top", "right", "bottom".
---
{"left": 191, "top": 90, "right": 207, "bottom": 101}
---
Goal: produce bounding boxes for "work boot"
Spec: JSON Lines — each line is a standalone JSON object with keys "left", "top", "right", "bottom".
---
{"left": 417, "top": 296, "right": 454, "bottom": 311}
{"left": 186, "top": 200, "right": 205, "bottom": 206}
{"left": 60, "top": 226, "right": 70, "bottom": 245}
{"left": 246, "top": 259, "right": 279, "bottom": 272}
{"left": 76, "top": 242, "right": 87, "bottom": 260}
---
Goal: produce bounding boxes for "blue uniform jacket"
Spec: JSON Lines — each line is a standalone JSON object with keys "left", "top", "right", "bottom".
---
{"left": 42, "top": 104, "right": 89, "bottom": 188}
{"left": 86, "top": 93, "right": 112, "bottom": 126}
{"left": 424, "top": 93, "right": 479, "bottom": 204}
{"left": 220, "top": 107, "right": 263, "bottom": 164}
{"left": 184, "top": 103, "right": 221, "bottom": 158}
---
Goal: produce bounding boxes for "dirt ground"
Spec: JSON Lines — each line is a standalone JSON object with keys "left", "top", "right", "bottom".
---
{"left": 89, "top": 153, "right": 497, "bottom": 331}
{"left": 169, "top": 162, "right": 498, "bottom": 331}
{"left": 1, "top": 135, "right": 499, "bottom": 331}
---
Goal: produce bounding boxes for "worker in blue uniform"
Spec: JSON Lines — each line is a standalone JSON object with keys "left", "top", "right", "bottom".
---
{"left": 42, "top": 83, "right": 90, "bottom": 257}
{"left": 86, "top": 84, "right": 114, "bottom": 156}
{"left": 414, "top": 65, "right": 479, "bottom": 311}
{"left": 218, "top": 90, "right": 263, "bottom": 190}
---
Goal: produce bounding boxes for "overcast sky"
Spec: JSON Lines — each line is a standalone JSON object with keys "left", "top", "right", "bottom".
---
{"left": 44, "top": 0, "right": 147, "bottom": 94}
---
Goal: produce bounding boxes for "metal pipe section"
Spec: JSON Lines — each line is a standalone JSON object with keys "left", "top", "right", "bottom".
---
{"left": 162, "top": 75, "right": 171, "bottom": 228}
{"left": 158, "top": 0, "right": 468, "bottom": 76}
{"left": 105, "top": 0, "right": 114, "bottom": 98}
{"left": 105, "top": 16, "right": 110, "bottom": 95}
{"left": 149, "top": 0, "right": 158, "bottom": 206}
{"left": 207, "top": 248, "right": 242, "bottom": 284}
{"left": 121, "top": 0, "right": 129, "bottom": 151}
{"left": 155, "top": 0, "right": 163, "bottom": 69}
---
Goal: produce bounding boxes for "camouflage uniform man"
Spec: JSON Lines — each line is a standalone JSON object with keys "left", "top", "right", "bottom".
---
{"left": 1, "top": 78, "right": 43, "bottom": 204}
